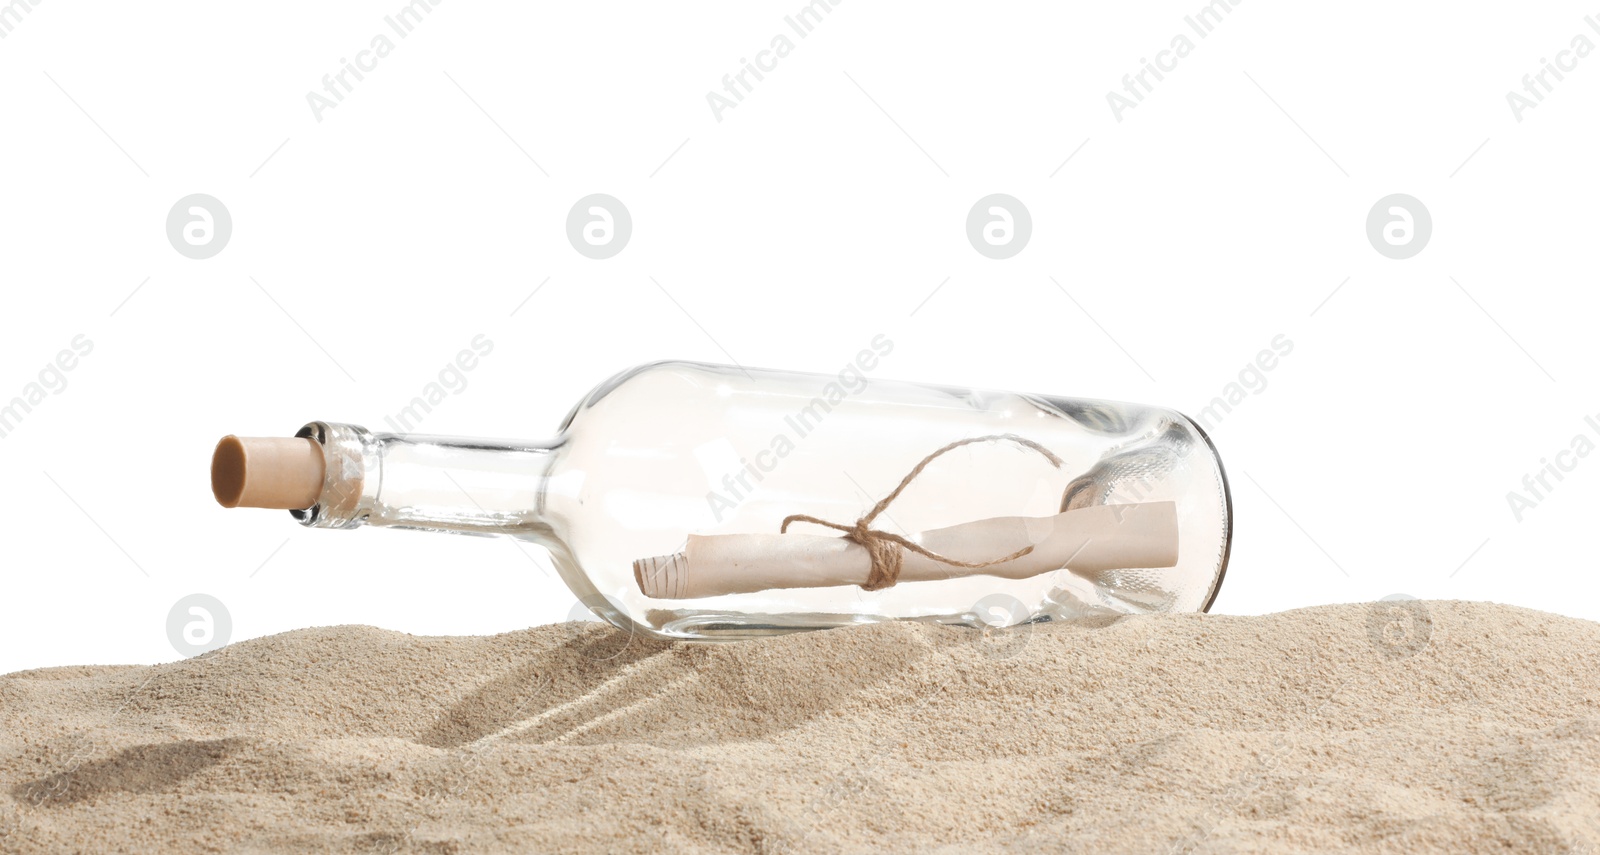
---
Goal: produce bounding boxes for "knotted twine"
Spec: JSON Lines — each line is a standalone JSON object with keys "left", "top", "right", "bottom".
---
{"left": 779, "top": 434, "right": 1064, "bottom": 591}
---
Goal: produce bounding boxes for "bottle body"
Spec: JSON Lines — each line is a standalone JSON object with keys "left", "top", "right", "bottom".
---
{"left": 295, "top": 357, "right": 1231, "bottom": 641}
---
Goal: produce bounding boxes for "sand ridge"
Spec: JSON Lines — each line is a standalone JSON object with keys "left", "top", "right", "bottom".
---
{"left": 2, "top": 600, "right": 1599, "bottom": 853}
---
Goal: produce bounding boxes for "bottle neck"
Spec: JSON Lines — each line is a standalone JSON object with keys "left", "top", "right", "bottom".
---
{"left": 294, "top": 421, "right": 562, "bottom": 539}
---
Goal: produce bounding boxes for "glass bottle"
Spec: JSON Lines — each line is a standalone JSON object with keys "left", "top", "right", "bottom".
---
{"left": 211, "top": 356, "right": 1232, "bottom": 640}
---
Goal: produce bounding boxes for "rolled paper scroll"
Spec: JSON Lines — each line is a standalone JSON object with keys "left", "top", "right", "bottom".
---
{"left": 634, "top": 501, "right": 1179, "bottom": 600}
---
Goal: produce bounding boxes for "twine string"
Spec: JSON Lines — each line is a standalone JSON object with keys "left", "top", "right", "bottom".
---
{"left": 779, "top": 434, "right": 1063, "bottom": 591}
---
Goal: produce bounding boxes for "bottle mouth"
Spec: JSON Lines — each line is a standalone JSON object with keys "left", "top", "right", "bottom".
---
{"left": 288, "top": 422, "right": 379, "bottom": 529}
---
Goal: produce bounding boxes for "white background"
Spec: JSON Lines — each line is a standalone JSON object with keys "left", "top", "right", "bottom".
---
{"left": 2, "top": 0, "right": 1596, "bottom": 674}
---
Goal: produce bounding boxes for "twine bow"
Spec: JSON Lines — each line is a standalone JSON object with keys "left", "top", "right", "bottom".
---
{"left": 779, "top": 434, "right": 1063, "bottom": 591}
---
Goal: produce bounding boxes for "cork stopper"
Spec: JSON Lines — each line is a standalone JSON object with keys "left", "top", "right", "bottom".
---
{"left": 211, "top": 436, "right": 326, "bottom": 510}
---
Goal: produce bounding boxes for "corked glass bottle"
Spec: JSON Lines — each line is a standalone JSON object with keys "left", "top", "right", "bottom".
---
{"left": 211, "top": 355, "right": 1231, "bottom": 640}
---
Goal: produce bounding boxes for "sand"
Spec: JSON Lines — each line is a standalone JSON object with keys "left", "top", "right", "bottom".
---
{"left": 2, "top": 600, "right": 1599, "bottom": 853}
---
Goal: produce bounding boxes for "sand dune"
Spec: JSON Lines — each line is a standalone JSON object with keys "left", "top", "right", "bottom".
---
{"left": 2, "top": 601, "right": 1599, "bottom": 853}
